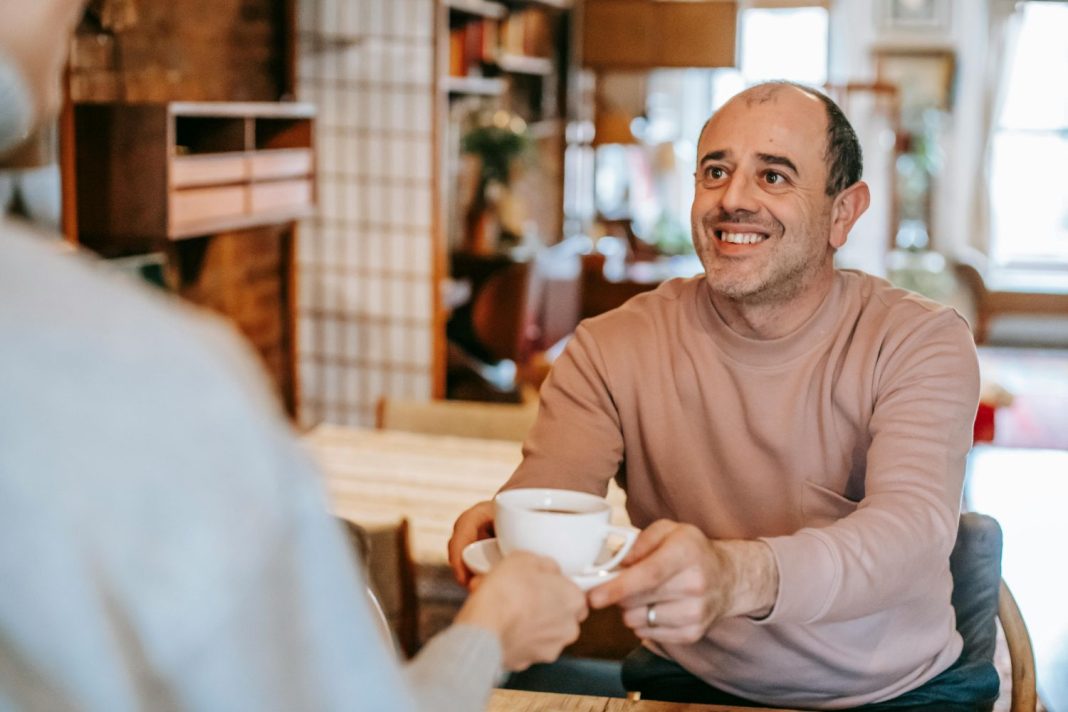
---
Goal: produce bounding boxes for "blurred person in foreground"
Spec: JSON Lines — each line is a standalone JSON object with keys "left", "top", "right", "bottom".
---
{"left": 450, "top": 83, "right": 992, "bottom": 710}
{"left": 0, "top": 2, "right": 586, "bottom": 710}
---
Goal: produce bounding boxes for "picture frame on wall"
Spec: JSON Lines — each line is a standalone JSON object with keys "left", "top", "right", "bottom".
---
{"left": 878, "top": 0, "right": 951, "bottom": 33}
{"left": 873, "top": 48, "right": 956, "bottom": 112}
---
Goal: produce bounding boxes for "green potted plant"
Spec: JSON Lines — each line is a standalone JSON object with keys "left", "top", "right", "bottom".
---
{"left": 460, "top": 110, "right": 531, "bottom": 253}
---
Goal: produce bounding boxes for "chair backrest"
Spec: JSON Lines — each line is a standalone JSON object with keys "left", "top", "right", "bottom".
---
{"left": 471, "top": 261, "right": 535, "bottom": 364}
{"left": 950, "top": 513, "right": 1037, "bottom": 712}
{"left": 998, "top": 579, "right": 1037, "bottom": 712}
{"left": 375, "top": 396, "right": 538, "bottom": 443}
{"left": 341, "top": 517, "right": 420, "bottom": 658}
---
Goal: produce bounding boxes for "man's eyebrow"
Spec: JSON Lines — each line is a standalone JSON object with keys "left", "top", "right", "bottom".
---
{"left": 698, "top": 149, "right": 729, "bottom": 164}
{"left": 757, "top": 152, "right": 799, "bottom": 175}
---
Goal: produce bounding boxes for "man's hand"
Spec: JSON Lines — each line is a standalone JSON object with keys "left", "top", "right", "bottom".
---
{"left": 447, "top": 500, "right": 495, "bottom": 586}
{"left": 587, "top": 520, "right": 779, "bottom": 644}
{"left": 455, "top": 551, "right": 588, "bottom": 671}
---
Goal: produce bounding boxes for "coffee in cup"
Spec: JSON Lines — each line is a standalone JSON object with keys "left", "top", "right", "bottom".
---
{"left": 494, "top": 488, "right": 637, "bottom": 575}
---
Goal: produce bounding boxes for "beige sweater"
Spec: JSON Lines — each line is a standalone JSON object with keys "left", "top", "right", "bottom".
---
{"left": 506, "top": 271, "right": 979, "bottom": 710}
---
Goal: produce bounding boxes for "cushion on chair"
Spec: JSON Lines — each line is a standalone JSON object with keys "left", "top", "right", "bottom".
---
{"left": 949, "top": 513, "right": 1004, "bottom": 666}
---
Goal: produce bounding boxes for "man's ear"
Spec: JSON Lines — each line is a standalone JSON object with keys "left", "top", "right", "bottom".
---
{"left": 828, "top": 181, "right": 870, "bottom": 250}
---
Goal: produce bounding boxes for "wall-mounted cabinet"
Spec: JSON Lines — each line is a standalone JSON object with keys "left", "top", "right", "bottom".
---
{"left": 74, "top": 101, "right": 315, "bottom": 256}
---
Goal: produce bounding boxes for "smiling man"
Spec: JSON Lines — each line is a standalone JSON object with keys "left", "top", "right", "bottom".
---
{"left": 449, "top": 82, "right": 995, "bottom": 710}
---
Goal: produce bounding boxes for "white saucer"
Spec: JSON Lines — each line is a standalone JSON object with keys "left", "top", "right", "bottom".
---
{"left": 461, "top": 538, "right": 622, "bottom": 591}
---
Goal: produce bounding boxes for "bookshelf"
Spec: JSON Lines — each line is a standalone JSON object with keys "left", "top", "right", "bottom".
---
{"left": 435, "top": 0, "right": 573, "bottom": 245}
{"left": 433, "top": 0, "right": 573, "bottom": 397}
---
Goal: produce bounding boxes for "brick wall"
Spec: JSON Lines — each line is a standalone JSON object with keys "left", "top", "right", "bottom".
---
{"left": 173, "top": 229, "right": 296, "bottom": 414}
{"left": 70, "top": 0, "right": 283, "bottom": 103}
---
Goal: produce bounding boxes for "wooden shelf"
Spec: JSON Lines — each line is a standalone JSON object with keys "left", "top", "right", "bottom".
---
{"left": 496, "top": 53, "right": 553, "bottom": 76}
{"left": 442, "top": 75, "right": 507, "bottom": 96}
{"left": 527, "top": 118, "right": 564, "bottom": 140}
{"left": 443, "top": 0, "right": 507, "bottom": 19}
{"left": 74, "top": 101, "right": 316, "bottom": 254}
{"left": 522, "top": 0, "right": 572, "bottom": 8}
{"left": 167, "top": 101, "right": 316, "bottom": 119}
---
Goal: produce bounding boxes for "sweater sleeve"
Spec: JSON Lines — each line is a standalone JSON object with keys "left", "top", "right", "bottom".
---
{"left": 759, "top": 309, "right": 980, "bottom": 624}
{"left": 404, "top": 624, "right": 503, "bottom": 712}
{"left": 504, "top": 323, "right": 625, "bottom": 495}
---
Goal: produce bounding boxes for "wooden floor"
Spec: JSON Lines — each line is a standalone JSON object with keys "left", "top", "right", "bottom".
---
{"left": 966, "top": 447, "right": 1068, "bottom": 712}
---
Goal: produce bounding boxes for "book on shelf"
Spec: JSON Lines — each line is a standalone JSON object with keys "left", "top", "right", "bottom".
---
{"left": 449, "top": 17, "right": 501, "bottom": 77}
{"left": 499, "top": 7, "right": 551, "bottom": 60}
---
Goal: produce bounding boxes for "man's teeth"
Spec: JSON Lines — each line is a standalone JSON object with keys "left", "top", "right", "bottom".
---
{"left": 718, "top": 231, "right": 767, "bottom": 245}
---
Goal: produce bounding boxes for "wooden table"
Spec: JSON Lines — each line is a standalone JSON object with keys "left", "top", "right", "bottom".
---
{"left": 487, "top": 689, "right": 799, "bottom": 711}
{"left": 304, "top": 424, "right": 630, "bottom": 566}
{"left": 304, "top": 425, "right": 637, "bottom": 654}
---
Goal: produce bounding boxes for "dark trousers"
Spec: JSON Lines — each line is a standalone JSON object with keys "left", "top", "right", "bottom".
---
{"left": 621, "top": 647, "right": 1000, "bottom": 712}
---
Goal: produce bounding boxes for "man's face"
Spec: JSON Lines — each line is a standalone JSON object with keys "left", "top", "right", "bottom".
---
{"left": 691, "top": 87, "right": 837, "bottom": 306}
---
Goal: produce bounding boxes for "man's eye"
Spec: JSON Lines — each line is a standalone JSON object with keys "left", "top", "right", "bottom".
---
{"left": 764, "top": 171, "right": 784, "bottom": 185}
{"left": 704, "top": 166, "right": 725, "bottom": 180}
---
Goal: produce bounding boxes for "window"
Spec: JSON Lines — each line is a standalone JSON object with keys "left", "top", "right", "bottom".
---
{"left": 989, "top": 2, "right": 1068, "bottom": 269}
{"left": 739, "top": 7, "right": 829, "bottom": 88}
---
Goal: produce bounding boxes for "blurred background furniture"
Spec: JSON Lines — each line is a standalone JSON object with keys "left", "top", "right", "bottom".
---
{"left": 341, "top": 517, "right": 420, "bottom": 658}
{"left": 953, "top": 252, "right": 1068, "bottom": 345}
{"left": 376, "top": 396, "right": 537, "bottom": 443}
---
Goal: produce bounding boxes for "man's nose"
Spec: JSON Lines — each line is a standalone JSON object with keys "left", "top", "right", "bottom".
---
{"left": 720, "top": 174, "right": 760, "bottom": 213}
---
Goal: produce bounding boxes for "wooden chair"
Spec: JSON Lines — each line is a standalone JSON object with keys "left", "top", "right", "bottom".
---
{"left": 952, "top": 253, "right": 1068, "bottom": 344}
{"left": 341, "top": 517, "right": 420, "bottom": 658}
{"left": 580, "top": 253, "right": 659, "bottom": 320}
{"left": 998, "top": 579, "right": 1038, "bottom": 712}
{"left": 627, "top": 513, "right": 1037, "bottom": 709}
{"left": 375, "top": 396, "right": 538, "bottom": 443}
{"left": 952, "top": 512, "right": 1037, "bottom": 712}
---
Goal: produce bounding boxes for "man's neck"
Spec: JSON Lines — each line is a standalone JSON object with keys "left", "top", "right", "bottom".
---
{"left": 709, "top": 268, "right": 836, "bottom": 340}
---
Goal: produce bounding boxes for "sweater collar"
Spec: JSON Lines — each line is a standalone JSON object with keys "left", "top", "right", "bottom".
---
{"left": 693, "top": 271, "right": 848, "bottom": 368}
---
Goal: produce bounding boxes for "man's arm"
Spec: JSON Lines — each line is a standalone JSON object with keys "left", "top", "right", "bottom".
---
{"left": 448, "top": 324, "right": 626, "bottom": 582}
{"left": 759, "top": 310, "right": 978, "bottom": 625}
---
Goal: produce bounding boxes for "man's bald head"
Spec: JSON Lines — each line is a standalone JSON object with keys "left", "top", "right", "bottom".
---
{"left": 701, "top": 82, "right": 863, "bottom": 197}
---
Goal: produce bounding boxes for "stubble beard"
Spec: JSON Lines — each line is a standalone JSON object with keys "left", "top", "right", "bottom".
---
{"left": 693, "top": 215, "right": 831, "bottom": 307}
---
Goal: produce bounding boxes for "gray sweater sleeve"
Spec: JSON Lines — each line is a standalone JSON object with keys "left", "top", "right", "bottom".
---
{"left": 405, "top": 624, "right": 503, "bottom": 712}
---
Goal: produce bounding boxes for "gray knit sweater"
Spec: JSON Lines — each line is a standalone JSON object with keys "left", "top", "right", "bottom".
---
{"left": 0, "top": 217, "right": 502, "bottom": 711}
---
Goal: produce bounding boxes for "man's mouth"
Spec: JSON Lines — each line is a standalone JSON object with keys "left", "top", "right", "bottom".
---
{"left": 715, "top": 229, "right": 769, "bottom": 245}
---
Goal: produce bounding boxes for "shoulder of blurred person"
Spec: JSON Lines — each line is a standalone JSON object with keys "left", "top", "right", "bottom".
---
{"left": 0, "top": 219, "right": 428, "bottom": 710}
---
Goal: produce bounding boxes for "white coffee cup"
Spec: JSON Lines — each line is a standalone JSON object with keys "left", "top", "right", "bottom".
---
{"left": 494, "top": 488, "right": 638, "bottom": 576}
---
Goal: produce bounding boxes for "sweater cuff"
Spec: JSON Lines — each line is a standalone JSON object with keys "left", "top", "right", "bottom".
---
{"left": 756, "top": 530, "right": 840, "bottom": 625}
{"left": 405, "top": 623, "right": 503, "bottom": 711}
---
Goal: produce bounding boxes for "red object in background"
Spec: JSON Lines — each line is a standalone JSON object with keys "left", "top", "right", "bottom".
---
{"left": 974, "top": 402, "right": 997, "bottom": 443}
